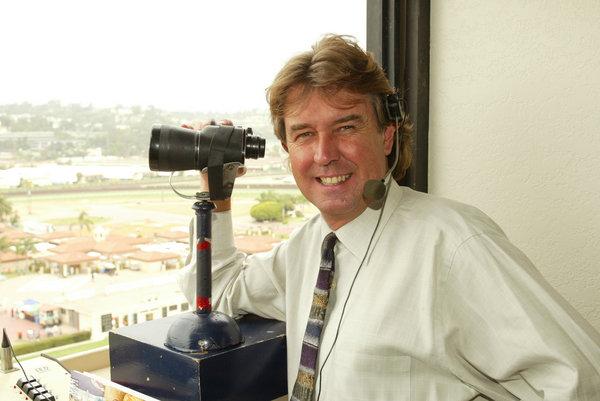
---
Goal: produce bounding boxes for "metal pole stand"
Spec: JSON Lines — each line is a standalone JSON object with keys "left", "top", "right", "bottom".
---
{"left": 165, "top": 198, "right": 243, "bottom": 353}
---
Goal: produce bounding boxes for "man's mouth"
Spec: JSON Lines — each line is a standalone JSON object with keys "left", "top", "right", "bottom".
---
{"left": 318, "top": 174, "right": 351, "bottom": 186}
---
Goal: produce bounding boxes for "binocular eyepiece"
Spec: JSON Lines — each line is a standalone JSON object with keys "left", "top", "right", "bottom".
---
{"left": 149, "top": 124, "right": 266, "bottom": 172}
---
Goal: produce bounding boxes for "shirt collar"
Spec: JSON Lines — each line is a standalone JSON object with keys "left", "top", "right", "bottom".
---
{"left": 318, "top": 181, "right": 405, "bottom": 259}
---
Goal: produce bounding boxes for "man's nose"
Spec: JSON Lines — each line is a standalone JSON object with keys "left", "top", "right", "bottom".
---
{"left": 313, "top": 134, "right": 340, "bottom": 165}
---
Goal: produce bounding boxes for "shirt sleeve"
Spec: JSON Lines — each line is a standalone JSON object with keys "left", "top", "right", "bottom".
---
{"left": 176, "top": 210, "right": 286, "bottom": 321}
{"left": 440, "top": 232, "right": 600, "bottom": 400}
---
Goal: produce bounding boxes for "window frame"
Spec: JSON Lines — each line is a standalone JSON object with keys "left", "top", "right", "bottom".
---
{"left": 367, "top": 0, "right": 430, "bottom": 192}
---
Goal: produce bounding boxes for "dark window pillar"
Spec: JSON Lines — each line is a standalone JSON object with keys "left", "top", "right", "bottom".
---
{"left": 367, "top": 0, "right": 430, "bottom": 193}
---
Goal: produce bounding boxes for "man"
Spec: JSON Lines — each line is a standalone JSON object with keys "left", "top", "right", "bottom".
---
{"left": 179, "top": 35, "right": 600, "bottom": 400}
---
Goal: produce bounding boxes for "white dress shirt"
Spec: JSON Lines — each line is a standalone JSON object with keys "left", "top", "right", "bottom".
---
{"left": 178, "top": 182, "right": 600, "bottom": 400}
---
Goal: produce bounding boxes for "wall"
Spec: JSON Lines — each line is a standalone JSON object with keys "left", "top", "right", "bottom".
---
{"left": 0, "top": 258, "right": 29, "bottom": 273}
{"left": 429, "top": 1, "right": 600, "bottom": 331}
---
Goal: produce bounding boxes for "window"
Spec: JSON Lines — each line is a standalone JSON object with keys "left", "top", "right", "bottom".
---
{"left": 0, "top": 0, "right": 373, "bottom": 352}
{"left": 101, "top": 314, "right": 113, "bottom": 333}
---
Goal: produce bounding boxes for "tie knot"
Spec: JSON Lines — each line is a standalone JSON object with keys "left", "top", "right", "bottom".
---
{"left": 321, "top": 232, "right": 337, "bottom": 260}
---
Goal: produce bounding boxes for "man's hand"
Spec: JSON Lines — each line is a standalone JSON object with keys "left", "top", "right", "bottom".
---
{"left": 181, "top": 119, "right": 246, "bottom": 212}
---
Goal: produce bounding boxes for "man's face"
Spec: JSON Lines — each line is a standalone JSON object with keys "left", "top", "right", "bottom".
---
{"left": 283, "top": 89, "right": 395, "bottom": 230}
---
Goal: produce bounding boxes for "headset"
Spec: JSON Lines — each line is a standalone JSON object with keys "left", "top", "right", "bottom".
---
{"left": 315, "top": 92, "right": 406, "bottom": 401}
{"left": 362, "top": 92, "right": 406, "bottom": 210}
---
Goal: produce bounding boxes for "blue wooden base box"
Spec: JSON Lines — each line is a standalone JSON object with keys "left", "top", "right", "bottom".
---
{"left": 109, "top": 313, "right": 287, "bottom": 401}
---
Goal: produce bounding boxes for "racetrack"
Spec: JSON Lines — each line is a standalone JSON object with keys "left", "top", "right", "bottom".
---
{"left": 6, "top": 186, "right": 316, "bottom": 237}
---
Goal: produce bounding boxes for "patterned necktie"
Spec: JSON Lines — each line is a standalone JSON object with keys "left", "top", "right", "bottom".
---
{"left": 291, "top": 232, "right": 338, "bottom": 401}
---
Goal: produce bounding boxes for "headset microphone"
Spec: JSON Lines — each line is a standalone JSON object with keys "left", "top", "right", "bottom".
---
{"left": 362, "top": 178, "right": 387, "bottom": 210}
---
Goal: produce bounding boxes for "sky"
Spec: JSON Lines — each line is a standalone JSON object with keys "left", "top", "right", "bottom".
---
{"left": 1, "top": 0, "right": 366, "bottom": 113}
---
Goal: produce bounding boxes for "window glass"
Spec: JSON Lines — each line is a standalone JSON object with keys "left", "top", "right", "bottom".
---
{"left": 0, "top": 0, "right": 366, "bottom": 352}
{"left": 101, "top": 314, "right": 113, "bottom": 332}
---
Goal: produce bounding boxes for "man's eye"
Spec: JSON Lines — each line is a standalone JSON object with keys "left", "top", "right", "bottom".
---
{"left": 339, "top": 125, "right": 355, "bottom": 132}
{"left": 295, "top": 131, "right": 313, "bottom": 140}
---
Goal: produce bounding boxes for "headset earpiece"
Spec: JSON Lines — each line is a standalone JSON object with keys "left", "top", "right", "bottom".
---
{"left": 384, "top": 93, "right": 405, "bottom": 123}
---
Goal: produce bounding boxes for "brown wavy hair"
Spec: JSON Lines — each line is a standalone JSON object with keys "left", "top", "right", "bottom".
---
{"left": 266, "top": 34, "right": 413, "bottom": 181}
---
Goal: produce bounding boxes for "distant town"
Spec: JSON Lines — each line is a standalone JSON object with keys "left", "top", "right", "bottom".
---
{"left": 0, "top": 101, "right": 278, "bottom": 163}
{"left": 0, "top": 101, "right": 315, "bottom": 349}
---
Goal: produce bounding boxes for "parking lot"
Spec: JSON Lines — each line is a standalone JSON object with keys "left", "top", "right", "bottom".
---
{"left": 0, "top": 309, "right": 60, "bottom": 343}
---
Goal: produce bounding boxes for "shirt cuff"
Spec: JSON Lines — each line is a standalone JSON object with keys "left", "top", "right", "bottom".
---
{"left": 212, "top": 210, "right": 236, "bottom": 257}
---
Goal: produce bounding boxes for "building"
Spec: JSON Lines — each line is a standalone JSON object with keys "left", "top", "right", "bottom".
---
{"left": 2, "top": 271, "right": 190, "bottom": 339}
{"left": 0, "top": 251, "right": 29, "bottom": 273}
{"left": 43, "top": 252, "right": 98, "bottom": 276}
{"left": 0, "top": 131, "right": 55, "bottom": 150}
{"left": 126, "top": 251, "right": 180, "bottom": 273}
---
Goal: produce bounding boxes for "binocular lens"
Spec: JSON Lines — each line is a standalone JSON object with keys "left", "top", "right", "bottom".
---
{"left": 149, "top": 124, "right": 266, "bottom": 172}
{"left": 245, "top": 135, "right": 266, "bottom": 160}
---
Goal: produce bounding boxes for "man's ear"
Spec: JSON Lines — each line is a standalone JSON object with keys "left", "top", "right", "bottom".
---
{"left": 281, "top": 141, "right": 289, "bottom": 153}
{"left": 383, "top": 124, "right": 396, "bottom": 156}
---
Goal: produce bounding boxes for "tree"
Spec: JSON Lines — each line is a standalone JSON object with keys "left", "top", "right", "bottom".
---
{"left": 256, "top": 191, "right": 298, "bottom": 213}
{"left": 10, "top": 210, "right": 20, "bottom": 226}
{"left": 250, "top": 201, "right": 284, "bottom": 222}
{"left": 251, "top": 191, "right": 308, "bottom": 222}
{"left": 18, "top": 178, "right": 33, "bottom": 190}
{"left": 77, "top": 211, "right": 94, "bottom": 231}
{"left": 0, "top": 195, "right": 13, "bottom": 222}
{"left": 70, "top": 211, "right": 94, "bottom": 231}
{"left": 0, "top": 236, "right": 10, "bottom": 252}
{"left": 15, "top": 238, "right": 36, "bottom": 255}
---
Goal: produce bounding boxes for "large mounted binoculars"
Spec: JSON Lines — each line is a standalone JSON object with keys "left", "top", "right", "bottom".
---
{"left": 149, "top": 124, "right": 265, "bottom": 172}
{"left": 149, "top": 124, "right": 266, "bottom": 200}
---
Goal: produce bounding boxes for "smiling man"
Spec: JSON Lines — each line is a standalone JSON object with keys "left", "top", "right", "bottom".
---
{"left": 282, "top": 88, "right": 395, "bottom": 230}
{"left": 179, "top": 35, "right": 600, "bottom": 400}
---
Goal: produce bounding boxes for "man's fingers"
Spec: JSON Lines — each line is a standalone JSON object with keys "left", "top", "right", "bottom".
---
{"left": 237, "top": 165, "right": 247, "bottom": 177}
{"left": 181, "top": 119, "right": 234, "bottom": 130}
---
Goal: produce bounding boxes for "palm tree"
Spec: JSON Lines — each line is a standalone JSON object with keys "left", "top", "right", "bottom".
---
{"left": 0, "top": 195, "right": 13, "bottom": 222}
{"left": 9, "top": 211, "right": 19, "bottom": 226}
{"left": 15, "top": 238, "right": 36, "bottom": 255}
{"left": 0, "top": 236, "right": 10, "bottom": 252}
{"left": 78, "top": 211, "right": 94, "bottom": 231}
